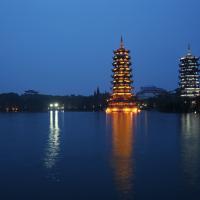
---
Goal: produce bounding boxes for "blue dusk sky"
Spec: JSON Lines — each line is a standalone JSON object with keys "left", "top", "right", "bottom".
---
{"left": 0, "top": 0, "right": 200, "bottom": 95}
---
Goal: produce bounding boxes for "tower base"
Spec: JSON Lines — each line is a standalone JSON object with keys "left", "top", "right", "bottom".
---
{"left": 106, "top": 105, "right": 139, "bottom": 114}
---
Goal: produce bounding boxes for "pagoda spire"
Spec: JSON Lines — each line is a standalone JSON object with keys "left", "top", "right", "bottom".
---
{"left": 120, "top": 35, "right": 124, "bottom": 48}
{"left": 187, "top": 44, "right": 192, "bottom": 55}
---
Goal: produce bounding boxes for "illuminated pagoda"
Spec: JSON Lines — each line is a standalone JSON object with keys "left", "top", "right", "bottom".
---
{"left": 179, "top": 45, "right": 200, "bottom": 98}
{"left": 106, "top": 37, "right": 138, "bottom": 113}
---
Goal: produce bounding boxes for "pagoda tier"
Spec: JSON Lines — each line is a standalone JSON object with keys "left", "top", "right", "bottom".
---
{"left": 106, "top": 37, "right": 138, "bottom": 113}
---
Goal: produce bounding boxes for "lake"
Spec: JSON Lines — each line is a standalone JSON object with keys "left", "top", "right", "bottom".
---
{"left": 0, "top": 111, "right": 200, "bottom": 200}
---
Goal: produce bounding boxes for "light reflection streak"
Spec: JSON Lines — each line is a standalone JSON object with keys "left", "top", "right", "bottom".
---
{"left": 181, "top": 114, "right": 200, "bottom": 186}
{"left": 109, "top": 113, "right": 135, "bottom": 199}
{"left": 44, "top": 111, "right": 60, "bottom": 169}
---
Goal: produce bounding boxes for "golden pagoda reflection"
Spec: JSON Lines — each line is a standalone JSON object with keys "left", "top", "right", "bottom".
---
{"left": 181, "top": 114, "right": 200, "bottom": 186}
{"left": 110, "top": 113, "right": 135, "bottom": 198}
{"left": 44, "top": 110, "right": 60, "bottom": 169}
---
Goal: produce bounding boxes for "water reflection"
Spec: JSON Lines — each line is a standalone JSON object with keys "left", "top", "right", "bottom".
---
{"left": 44, "top": 111, "right": 60, "bottom": 169}
{"left": 109, "top": 113, "right": 135, "bottom": 199}
{"left": 181, "top": 114, "right": 200, "bottom": 186}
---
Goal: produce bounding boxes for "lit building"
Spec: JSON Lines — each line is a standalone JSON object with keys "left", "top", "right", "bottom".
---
{"left": 136, "top": 86, "right": 167, "bottom": 100}
{"left": 179, "top": 46, "right": 200, "bottom": 98}
{"left": 106, "top": 37, "right": 138, "bottom": 113}
{"left": 48, "top": 103, "right": 64, "bottom": 111}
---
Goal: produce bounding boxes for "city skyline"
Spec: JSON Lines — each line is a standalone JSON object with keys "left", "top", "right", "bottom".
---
{"left": 0, "top": 0, "right": 200, "bottom": 95}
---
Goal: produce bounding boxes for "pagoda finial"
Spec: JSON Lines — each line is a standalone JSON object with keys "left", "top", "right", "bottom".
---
{"left": 120, "top": 35, "right": 124, "bottom": 48}
{"left": 187, "top": 43, "right": 192, "bottom": 55}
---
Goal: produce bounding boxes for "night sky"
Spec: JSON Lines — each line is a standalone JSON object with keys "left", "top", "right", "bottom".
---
{"left": 0, "top": 0, "right": 200, "bottom": 95}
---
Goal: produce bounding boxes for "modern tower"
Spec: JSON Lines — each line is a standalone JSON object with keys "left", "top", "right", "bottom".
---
{"left": 179, "top": 46, "right": 200, "bottom": 98}
{"left": 106, "top": 37, "right": 138, "bottom": 113}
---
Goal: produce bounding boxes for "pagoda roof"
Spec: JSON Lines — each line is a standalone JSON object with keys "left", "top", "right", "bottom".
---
{"left": 114, "top": 48, "right": 130, "bottom": 53}
{"left": 180, "top": 55, "right": 199, "bottom": 61}
{"left": 180, "top": 45, "right": 199, "bottom": 61}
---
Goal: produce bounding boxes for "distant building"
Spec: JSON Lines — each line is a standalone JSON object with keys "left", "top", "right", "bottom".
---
{"left": 136, "top": 86, "right": 167, "bottom": 100}
{"left": 48, "top": 103, "right": 64, "bottom": 111}
{"left": 24, "top": 90, "right": 39, "bottom": 95}
{"left": 179, "top": 46, "right": 200, "bottom": 98}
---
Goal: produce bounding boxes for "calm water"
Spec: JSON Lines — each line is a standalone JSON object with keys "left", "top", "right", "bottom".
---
{"left": 0, "top": 111, "right": 200, "bottom": 200}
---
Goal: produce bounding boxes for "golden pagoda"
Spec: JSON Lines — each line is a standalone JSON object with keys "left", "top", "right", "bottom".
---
{"left": 106, "top": 37, "right": 138, "bottom": 113}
